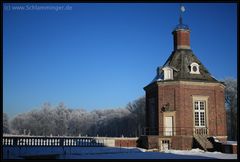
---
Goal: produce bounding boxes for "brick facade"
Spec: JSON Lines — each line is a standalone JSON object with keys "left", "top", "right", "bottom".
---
{"left": 143, "top": 81, "right": 227, "bottom": 150}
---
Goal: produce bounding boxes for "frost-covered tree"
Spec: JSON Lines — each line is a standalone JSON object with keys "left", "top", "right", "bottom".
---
{"left": 9, "top": 96, "right": 146, "bottom": 137}
{"left": 223, "top": 78, "right": 237, "bottom": 140}
{"left": 3, "top": 113, "right": 10, "bottom": 134}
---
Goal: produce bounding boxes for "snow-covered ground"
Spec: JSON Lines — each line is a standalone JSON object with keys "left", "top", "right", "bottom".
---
{"left": 163, "top": 148, "right": 237, "bottom": 159}
{"left": 3, "top": 146, "right": 237, "bottom": 159}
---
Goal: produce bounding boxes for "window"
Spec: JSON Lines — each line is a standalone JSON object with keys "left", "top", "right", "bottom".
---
{"left": 161, "top": 140, "right": 170, "bottom": 151}
{"left": 194, "top": 101, "right": 206, "bottom": 127}
{"left": 162, "top": 67, "right": 173, "bottom": 80}
{"left": 190, "top": 62, "right": 200, "bottom": 74}
{"left": 165, "top": 69, "right": 171, "bottom": 79}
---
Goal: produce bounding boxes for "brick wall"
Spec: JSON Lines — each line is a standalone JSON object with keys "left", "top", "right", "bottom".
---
{"left": 171, "top": 136, "right": 193, "bottom": 150}
{"left": 115, "top": 139, "right": 137, "bottom": 147}
{"left": 173, "top": 30, "right": 190, "bottom": 49}
{"left": 156, "top": 81, "right": 227, "bottom": 137}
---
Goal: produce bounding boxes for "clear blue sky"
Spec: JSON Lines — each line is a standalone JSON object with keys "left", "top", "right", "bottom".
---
{"left": 3, "top": 3, "right": 237, "bottom": 117}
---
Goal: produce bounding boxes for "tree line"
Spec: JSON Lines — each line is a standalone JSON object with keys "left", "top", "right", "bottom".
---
{"left": 3, "top": 97, "right": 145, "bottom": 137}
{"left": 3, "top": 78, "right": 237, "bottom": 140}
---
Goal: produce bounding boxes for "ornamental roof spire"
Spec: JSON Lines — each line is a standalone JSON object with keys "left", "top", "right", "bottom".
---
{"left": 175, "top": 4, "right": 189, "bottom": 30}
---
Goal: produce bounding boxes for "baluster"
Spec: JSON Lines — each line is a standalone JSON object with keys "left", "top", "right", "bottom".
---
{"left": 36, "top": 138, "right": 38, "bottom": 146}
{"left": 40, "top": 139, "right": 42, "bottom": 146}
{"left": 37, "top": 139, "right": 39, "bottom": 146}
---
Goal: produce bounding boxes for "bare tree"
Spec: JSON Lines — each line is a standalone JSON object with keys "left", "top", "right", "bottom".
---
{"left": 223, "top": 78, "right": 237, "bottom": 140}
{"left": 126, "top": 96, "right": 145, "bottom": 136}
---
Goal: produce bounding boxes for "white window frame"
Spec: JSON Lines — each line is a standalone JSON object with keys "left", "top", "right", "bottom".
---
{"left": 190, "top": 62, "right": 200, "bottom": 74}
{"left": 194, "top": 101, "right": 206, "bottom": 127}
{"left": 192, "top": 96, "right": 209, "bottom": 128}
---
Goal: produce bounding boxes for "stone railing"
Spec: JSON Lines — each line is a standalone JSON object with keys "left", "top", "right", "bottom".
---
{"left": 194, "top": 127, "right": 208, "bottom": 135}
{"left": 2, "top": 136, "right": 104, "bottom": 147}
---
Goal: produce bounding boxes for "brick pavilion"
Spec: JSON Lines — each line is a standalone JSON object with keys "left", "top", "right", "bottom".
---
{"left": 139, "top": 6, "right": 227, "bottom": 151}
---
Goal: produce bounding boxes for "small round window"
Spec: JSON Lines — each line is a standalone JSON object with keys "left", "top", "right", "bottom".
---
{"left": 193, "top": 66, "right": 197, "bottom": 72}
{"left": 190, "top": 62, "right": 200, "bottom": 74}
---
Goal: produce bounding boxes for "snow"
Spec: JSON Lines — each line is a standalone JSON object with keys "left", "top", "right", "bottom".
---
{"left": 163, "top": 148, "right": 237, "bottom": 159}
{"left": 3, "top": 146, "right": 237, "bottom": 159}
{"left": 225, "top": 141, "right": 237, "bottom": 145}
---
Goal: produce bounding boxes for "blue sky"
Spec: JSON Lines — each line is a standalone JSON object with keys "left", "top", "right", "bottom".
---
{"left": 3, "top": 3, "right": 237, "bottom": 117}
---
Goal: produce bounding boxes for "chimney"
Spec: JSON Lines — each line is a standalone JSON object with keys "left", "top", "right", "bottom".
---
{"left": 172, "top": 28, "right": 190, "bottom": 50}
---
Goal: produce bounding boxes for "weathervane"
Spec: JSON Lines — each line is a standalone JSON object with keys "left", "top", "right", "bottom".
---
{"left": 179, "top": 4, "right": 185, "bottom": 25}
